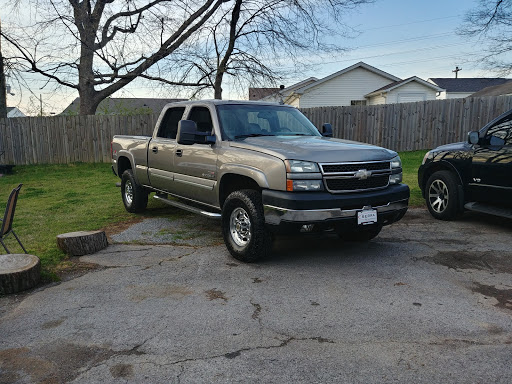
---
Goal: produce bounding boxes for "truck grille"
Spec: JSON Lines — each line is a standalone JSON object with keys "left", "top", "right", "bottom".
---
{"left": 321, "top": 162, "right": 390, "bottom": 173}
{"left": 325, "top": 175, "right": 389, "bottom": 192}
{"left": 320, "top": 161, "right": 391, "bottom": 193}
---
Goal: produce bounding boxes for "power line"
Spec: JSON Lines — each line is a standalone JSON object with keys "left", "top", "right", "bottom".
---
{"left": 364, "top": 15, "right": 461, "bottom": 31}
{"left": 349, "top": 32, "right": 455, "bottom": 49}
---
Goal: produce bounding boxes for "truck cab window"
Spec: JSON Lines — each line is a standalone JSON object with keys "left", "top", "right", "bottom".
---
{"left": 157, "top": 107, "right": 185, "bottom": 139}
{"left": 188, "top": 107, "right": 213, "bottom": 133}
{"left": 485, "top": 120, "right": 512, "bottom": 146}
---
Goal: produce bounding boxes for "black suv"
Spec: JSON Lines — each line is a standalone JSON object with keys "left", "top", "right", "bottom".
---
{"left": 418, "top": 108, "right": 512, "bottom": 220}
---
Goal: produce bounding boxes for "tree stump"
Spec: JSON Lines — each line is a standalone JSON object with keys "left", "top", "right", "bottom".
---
{"left": 57, "top": 230, "right": 108, "bottom": 256}
{"left": 0, "top": 254, "right": 41, "bottom": 294}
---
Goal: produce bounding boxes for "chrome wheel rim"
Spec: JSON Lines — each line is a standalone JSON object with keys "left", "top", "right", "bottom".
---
{"left": 125, "top": 180, "right": 134, "bottom": 206}
{"left": 230, "top": 207, "right": 251, "bottom": 247}
{"left": 428, "top": 179, "right": 449, "bottom": 214}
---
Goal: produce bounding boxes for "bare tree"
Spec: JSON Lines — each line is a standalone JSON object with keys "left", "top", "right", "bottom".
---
{"left": 158, "top": 0, "right": 372, "bottom": 99}
{"left": 460, "top": 0, "right": 512, "bottom": 75}
{"left": 1, "top": 0, "right": 227, "bottom": 114}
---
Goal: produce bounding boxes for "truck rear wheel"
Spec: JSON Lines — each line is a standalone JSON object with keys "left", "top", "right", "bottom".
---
{"left": 121, "top": 169, "right": 148, "bottom": 213}
{"left": 222, "top": 190, "right": 271, "bottom": 262}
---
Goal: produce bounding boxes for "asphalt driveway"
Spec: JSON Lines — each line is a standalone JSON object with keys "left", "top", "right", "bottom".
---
{"left": 1, "top": 208, "right": 511, "bottom": 383}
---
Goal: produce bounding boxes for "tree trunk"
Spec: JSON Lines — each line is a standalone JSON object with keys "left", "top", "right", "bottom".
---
{"left": 214, "top": 72, "right": 224, "bottom": 99}
{"left": 57, "top": 230, "right": 108, "bottom": 256}
{"left": 0, "top": 254, "right": 41, "bottom": 294}
{"left": 0, "top": 53, "right": 7, "bottom": 119}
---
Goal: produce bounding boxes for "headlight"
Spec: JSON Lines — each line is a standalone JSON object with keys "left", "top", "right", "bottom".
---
{"left": 290, "top": 180, "right": 323, "bottom": 191}
{"left": 422, "top": 151, "right": 433, "bottom": 165}
{"left": 285, "top": 160, "right": 322, "bottom": 191}
{"left": 285, "top": 160, "right": 320, "bottom": 173}
{"left": 390, "top": 155, "right": 402, "bottom": 169}
{"left": 389, "top": 155, "right": 402, "bottom": 185}
{"left": 389, "top": 173, "right": 402, "bottom": 184}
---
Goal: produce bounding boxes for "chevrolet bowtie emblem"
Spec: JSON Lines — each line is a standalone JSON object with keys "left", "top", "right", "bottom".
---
{"left": 355, "top": 169, "right": 371, "bottom": 180}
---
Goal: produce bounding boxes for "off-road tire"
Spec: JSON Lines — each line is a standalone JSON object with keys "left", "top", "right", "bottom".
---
{"left": 337, "top": 224, "right": 382, "bottom": 242}
{"left": 222, "top": 189, "right": 272, "bottom": 262}
{"left": 121, "top": 169, "right": 148, "bottom": 213}
{"left": 425, "top": 170, "right": 459, "bottom": 220}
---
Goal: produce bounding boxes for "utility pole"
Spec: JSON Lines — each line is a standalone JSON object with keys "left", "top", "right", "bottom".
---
{"left": 452, "top": 66, "right": 462, "bottom": 79}
{"left": 0, "top": 18, "right": 8, "bottom": 119}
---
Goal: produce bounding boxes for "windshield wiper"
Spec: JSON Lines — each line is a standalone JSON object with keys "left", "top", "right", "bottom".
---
{"left": 234, "top": 133, "right": 274, "bottom": 139}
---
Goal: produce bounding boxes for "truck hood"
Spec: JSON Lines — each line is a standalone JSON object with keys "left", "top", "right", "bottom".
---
{"left": 432, "top": 141, "right": 470, "bottom": 153}
{"left": 228, "top": 136, "right": 396, "bottom": 163}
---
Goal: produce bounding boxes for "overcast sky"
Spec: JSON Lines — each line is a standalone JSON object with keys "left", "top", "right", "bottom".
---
{"left": 2, "top": 0, "right": 502, "bottom": 114}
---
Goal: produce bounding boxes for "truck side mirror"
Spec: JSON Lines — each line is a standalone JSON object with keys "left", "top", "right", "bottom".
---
{"left": 468, "top": 131, "right": 479, "bottom": 145}
{"left": 177, "top": 120, "right": 216, "bottom": 145}
{"left": 321, "top": 123, "right": 333, "bottom": 137}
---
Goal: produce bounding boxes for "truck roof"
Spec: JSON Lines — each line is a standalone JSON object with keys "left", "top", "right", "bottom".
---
{"left": 164, "top": 99, "right": 290, "bottom": 108}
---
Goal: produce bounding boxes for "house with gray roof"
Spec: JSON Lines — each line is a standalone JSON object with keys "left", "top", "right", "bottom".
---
{"left": 60, "top": 97, "right": 186, "bottom": 115}
{"left": 256, "top": 62, "right": 441, "bottom": 107}
{"left": 427, "top": 78, "right": 511, "bottom": 99}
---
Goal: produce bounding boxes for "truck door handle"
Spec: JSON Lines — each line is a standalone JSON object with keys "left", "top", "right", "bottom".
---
{"left": 176, "top": 149, "right": 183, "bottom": 157}
{"left": 152, "top": 146, "right": 158, "bottom": 153}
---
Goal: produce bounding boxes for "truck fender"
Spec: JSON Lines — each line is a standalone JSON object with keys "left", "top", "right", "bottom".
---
{"left": 116, "top": 150, "right": 138, "bottom": 180}
{"left": 218, "top": 164, "right": 270, "bottom": 189}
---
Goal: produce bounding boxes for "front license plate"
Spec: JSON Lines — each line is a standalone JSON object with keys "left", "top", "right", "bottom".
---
{"left": 358, "top": 209, "right": 377, "bottom": 225}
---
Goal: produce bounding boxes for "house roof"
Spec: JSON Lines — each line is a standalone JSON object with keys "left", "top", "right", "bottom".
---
{"left": 294, "top": 62, "right": 401, "bottom": 95}
{"left": 365, "top": 76, "right": 444, "bottom": 97}
{"left": 60, "top": 97, "right": 187, "bottom": 115}
{"left": 248, "top": 88, "right": 280, "bottom": 100}
{"left": 469, "top": 80, "right": 512, "bottom": 97}
{"left": 428, "top": 78, "right": 511, "bottom": 93}
{"left": 282, "top": 77, "right": 318, "bottom": 94}
{"left": 259, "top": 78, "right": 318, "bottom": 102}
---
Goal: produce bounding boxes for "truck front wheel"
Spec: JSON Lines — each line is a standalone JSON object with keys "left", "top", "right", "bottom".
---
{"left": 222, "top": 190, "right": 271, "bottom": 262}
{"left": 425, "top": 170, "right": 459, "bottom": 220}
{"left": 121, "top": 169, "right": 148, "bottom": 213}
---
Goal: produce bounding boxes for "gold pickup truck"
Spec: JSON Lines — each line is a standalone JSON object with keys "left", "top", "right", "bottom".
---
{"left": 112, "top": 100, "right": 409, "bottom": 262}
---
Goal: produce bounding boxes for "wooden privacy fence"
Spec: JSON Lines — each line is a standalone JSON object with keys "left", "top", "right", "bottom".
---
{"left": 1, "top": 95, "right": 512, "bottom": 165}
{"left": 0, "top": 114, "right": 157, "bottom": 165}
{"left": 302, "top": 95, "right": 512, "bottom": 152}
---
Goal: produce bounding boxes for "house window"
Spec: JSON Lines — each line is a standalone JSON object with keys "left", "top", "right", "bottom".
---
{"left": 351, "top": 100, "right": 367, "bottom": 106}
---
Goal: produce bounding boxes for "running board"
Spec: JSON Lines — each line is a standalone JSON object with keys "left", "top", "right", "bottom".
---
{"left": 464, "top": 202, "right": 512, "bottom": 220}
{"left": 153, "top": 195, "right": 221, "bottom": 219}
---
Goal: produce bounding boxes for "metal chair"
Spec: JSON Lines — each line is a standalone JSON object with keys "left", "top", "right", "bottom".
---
{"left": 0, "top": 184, "right": 27, "bottom": 254}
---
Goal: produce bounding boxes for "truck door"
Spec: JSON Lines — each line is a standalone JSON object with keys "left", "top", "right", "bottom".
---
{"left": 172, "top": 106, "right": 218, "bottom": 206}
{"left": 470, "top": 117, "right": 512, "bottom": 206}
{"left": 147, "top": 107, "right": 186, "bottom": 192}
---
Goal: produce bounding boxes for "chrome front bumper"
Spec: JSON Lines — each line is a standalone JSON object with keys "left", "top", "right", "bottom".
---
{"left": 263, "top": 199, "right": 409, "bottom": 225}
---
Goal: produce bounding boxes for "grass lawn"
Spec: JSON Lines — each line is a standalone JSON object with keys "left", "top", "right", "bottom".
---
{"left": 0, "top": 151, "right": 427, "bottom": 279}
{"left": 400, "top": 150, "right": 428, "bottom": 207}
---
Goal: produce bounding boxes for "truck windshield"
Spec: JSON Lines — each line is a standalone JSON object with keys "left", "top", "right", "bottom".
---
{"left": 216, "top": 104, "right": 322, "bottom": 140}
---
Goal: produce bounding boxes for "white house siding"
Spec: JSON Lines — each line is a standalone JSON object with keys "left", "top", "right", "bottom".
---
{"left": 368, "top": 94, "right": 386, "bottom": 105}
{"left": 385, "top": 82, "right": 438, "bottom": 104}
{"left": 436, "top": 91, "right": 472, "bottom": 100}
{"left": 297, "top": 67, "right": 394, "bottom": 108}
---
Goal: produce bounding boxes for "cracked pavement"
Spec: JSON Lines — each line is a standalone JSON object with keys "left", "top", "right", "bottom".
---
{"left": 1, "top": 208, "right": 512, "bottom": 383}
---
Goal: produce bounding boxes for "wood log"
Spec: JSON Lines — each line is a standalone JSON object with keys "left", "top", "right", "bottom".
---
{"left": 0, "top": 254, "right": 41, "bottom": 294}
{"left": 56, "top": 230, "right": 108, "bottom": 256}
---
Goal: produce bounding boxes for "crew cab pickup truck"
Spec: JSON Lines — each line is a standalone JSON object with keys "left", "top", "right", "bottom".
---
{"left": 112, "top": 100, "right": 409, "bottom": 262}
{"left": 419, "top": 108, "right": 512, "bottom": 221}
